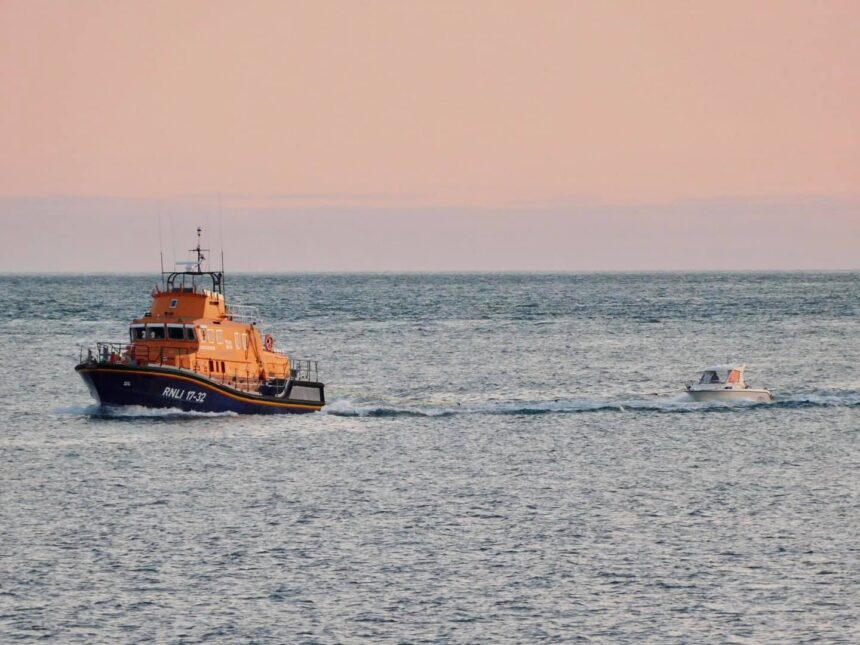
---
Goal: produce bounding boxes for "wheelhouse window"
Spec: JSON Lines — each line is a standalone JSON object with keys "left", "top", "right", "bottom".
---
{"left": 167, "top": 326, "right": 184, "bottom": 340}
{"left": 699, "top": 371, "right": 721, "bottom": 384}
{"left": 185, "top": 327, "right": 196, "bottom": 341}
{"left": 148, "top": 326, "right": 165, "bottom": 340}
{"left": 131, "top": 327, "right": 146, "bottom": 340}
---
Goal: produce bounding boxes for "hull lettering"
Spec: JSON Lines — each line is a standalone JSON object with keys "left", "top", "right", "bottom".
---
{"left": 162, "top": 386, "right": 206, "bottom": 403}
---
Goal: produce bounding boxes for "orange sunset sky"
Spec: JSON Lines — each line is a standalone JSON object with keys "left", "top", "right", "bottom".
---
{"left": 0, "top": 0, "right": 858, "bottom": 271}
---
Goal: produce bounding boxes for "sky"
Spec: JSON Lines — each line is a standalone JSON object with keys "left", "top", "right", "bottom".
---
{"left": 0, "top": 0, "right": 858, "bottom": 271}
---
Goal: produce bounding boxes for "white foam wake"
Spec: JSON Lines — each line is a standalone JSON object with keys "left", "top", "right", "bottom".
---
{"left": 322, "top": 390, "right": 860, "bottom": 418}
{"left": 54, "top": 404, "right": 238, "bottom": 418}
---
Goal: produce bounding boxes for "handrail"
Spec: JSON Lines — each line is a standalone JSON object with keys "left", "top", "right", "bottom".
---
{"left": 227, "top": 304, "right": 263, "bottom": 324}
{"left": 290, "top": 359, "right": 319, "bottom": 382}
{"left": 79, "top": 341, "right": 131, "bottom": 364}
{"left": 78, "top": 343, "right": 322, "bottom": 391}
{"left": 79, "top": 341, "right": 199, "bottom": 368}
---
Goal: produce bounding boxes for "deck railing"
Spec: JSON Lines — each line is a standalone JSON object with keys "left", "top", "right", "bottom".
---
{"left": 290, "top": 359, "right": 319, "bottom": 382}
{"left": 79, "top": 343, "right": 322, "bottom": 393}
{"left": 80, "top": 342, "right": 201, "bottom": 371}
{"left": 79, "top": 342, "right": 132, "bottom": 365}
{"left": 226, "top": 304, "right": 263, "bottom": 324}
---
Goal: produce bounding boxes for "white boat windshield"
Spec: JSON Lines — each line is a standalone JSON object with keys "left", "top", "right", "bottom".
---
{"left": 699, "top": 370, "right": 722, "bottom": 384}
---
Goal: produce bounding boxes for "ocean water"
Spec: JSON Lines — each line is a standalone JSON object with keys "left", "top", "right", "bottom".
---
{"left": 1, "top": 272, "right": 858, "bottom": 643}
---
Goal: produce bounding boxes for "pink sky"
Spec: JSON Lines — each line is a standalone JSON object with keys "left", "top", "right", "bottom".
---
{"left": 0, "top": 1, "right": 858, "bottom": 270}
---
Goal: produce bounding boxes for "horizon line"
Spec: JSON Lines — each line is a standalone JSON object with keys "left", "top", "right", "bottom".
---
{"left": 2, "top": 268, "right": 858, "bottom": 276}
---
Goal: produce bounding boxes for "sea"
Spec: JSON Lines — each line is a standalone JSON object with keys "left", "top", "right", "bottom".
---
{"left": 1, "top": 272, "right": 858, "bottom": 643}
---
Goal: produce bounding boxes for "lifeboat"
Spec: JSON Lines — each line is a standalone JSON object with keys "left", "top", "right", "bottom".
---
{"left": 75, "top": 228, "right": 325, "bottom": 414}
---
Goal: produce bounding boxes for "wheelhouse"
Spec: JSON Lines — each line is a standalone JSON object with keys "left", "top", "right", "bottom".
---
{"left": 696, "top": 365, "right": 746, "bottom": 387}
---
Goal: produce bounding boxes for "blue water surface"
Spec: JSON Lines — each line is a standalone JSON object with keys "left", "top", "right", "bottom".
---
{"left": 1, "top": 273, "right": 858, "bottom": 642}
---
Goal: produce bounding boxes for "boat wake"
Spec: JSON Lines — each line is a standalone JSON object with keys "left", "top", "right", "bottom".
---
{"left": 55, "top": 390, "right": 859, "bottom": 420}
{"left": 56, "top": 404, "right": 239, "bottom": 419}
{"left": 324, "top": 390, "right": 860, "bottom": 418}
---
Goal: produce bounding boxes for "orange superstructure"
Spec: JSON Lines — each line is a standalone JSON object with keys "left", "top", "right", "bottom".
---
{"left": 115, "top": 228, "right": 295, "bottom": 393}
{"left": 129, "top": 281, "right": 290, "bottom": 392}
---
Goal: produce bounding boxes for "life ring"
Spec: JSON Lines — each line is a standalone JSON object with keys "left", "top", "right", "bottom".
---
{"left": 263, "top": 334, "right": 274, "bottom": 352}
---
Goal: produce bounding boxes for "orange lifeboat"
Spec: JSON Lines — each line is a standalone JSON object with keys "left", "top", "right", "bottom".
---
{"left": 75, "top": 228, "right": 325, "bottom": 414}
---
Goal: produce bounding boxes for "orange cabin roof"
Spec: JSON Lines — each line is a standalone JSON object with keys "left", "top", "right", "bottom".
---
{"left": 148, "top": 289, "right": 227, "bottom": 320}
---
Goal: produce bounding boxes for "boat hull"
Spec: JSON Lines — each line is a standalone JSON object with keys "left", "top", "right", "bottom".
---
{"left": 76, "top": 363, "right": 324, "bottom": 414}
{"left": 686, "top": 388, "right": 773, "bottom": 403}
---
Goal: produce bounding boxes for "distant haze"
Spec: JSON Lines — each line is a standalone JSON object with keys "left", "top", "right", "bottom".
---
{"left": 1, "top": 1, "right": 857, "bottom": 271}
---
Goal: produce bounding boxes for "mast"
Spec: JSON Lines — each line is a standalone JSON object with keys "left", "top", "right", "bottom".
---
{"left": 189, "top": 226, "right": 209, "bottom": 273}
{"left": 158, "top": 213, "right": 165, "bottom": 289}
{"left": 164, "top": 226, "right": 222, "bottom": 294}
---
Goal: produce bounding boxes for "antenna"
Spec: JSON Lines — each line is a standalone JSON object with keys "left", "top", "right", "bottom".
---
{"left": 189, "top": 226, "right": 210, "bottom": 272}
{"left": 218, "top": 196, "right": 224, "bottom": 273}
{"left": 158, "top": 213, "right": 165, "bottom": 288}
{"left": 170, "top": 213, "right": 176, "bottom": 270}
{"left": 218, "top": 197, "right": 225, "bottom": 296}
{"left": 205, "top": 211, "right": 211, "bottom": 272}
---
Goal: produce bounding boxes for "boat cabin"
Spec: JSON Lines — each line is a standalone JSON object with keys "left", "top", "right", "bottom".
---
{"left": 695, "top": 365, "right": 746, "bottom": 387}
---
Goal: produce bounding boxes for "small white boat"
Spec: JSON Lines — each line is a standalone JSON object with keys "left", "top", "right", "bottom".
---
{"left": 685, "top": 364, "right": 774, "bottom": 402}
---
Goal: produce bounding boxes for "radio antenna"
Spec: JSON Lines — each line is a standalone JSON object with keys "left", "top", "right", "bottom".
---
{"left": 170, "top": 213, "right": 176, "bottom": 270}
{"left": 190, "top": 226, "right": 209, "bottom": 272}
{"left": 205, "top": 211, "right": 211, "bottom": 272}
{"left": 218, "top": 194, "right": 225, "bottom": 296}
{"left": 158, "top": 212, "right": 165, "bottom": 288}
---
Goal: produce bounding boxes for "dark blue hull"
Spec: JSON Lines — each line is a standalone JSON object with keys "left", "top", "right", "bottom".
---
{"left": 76, "top": 363, "right": 324, "bottom": 415}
